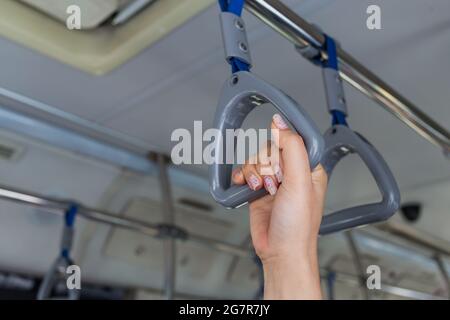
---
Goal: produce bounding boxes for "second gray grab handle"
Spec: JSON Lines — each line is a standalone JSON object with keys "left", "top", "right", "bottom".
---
{"left": 320, "top": 125, "right": 401, "bottom": 235}
{"left": 209, "top": 71, "right": 325, "bottom": 208}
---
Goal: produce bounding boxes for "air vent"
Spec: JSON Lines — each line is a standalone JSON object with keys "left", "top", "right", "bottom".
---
{"left": 19, "top": 0, "right": 157, "bottom": 29}
{"left": 19, "top": 0, "right": 130, "bottom": 29}
{"left": 1, "top": 0, "right": 214, "bottom": 74}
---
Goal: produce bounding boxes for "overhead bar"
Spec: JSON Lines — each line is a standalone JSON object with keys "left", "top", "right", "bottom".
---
{"left": 328, "top": 270, "right": 445, "bottom": 300}
{"left": 244, "top": 0, "right": 450, "bottom": 154}
{"left": 434, "top": 254, "right": 450, "bottom": 299}
{"left": 0, "top": 183, "right": 449, "bottom": 299}
{"left": 0, "top": 184, "right": 250, "bottom": 258}
{"left": 377, "top": 222, "right": 450, "bottom": 256}
{"left": 1, "top": 182, "right": 449, "bottom": 259}
{"left": 157, "top": 154, "right": 177, "bottom": 300}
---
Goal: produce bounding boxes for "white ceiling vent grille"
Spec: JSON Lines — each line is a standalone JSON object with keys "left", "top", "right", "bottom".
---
{"left": 19, "top": 0, "right": 132, "bottom": 29}
{"left": 1, "top": 0, "right": 214, "bottom": 74}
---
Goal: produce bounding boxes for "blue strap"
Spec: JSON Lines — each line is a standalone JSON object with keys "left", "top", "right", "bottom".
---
{"left": 218, "top": 0, "right": 251, "bottom": 73}
{"left": 326, "top": 271, "right": 336, "bottom": 300}
{"left": 312, "top": 34, "right": 348, "bottom": 126}
{"left": 219, "top": 0, "right": 245, "bottom": 16}
{"left": 62, "top": 204, "right": 78, "bottom": 258}
{"left": 310, "top": 34, "right": 338, "bottom": 69}
{"left": 331, "top": 110, "right": 348, "bottom": 126}
{"left": 323, "top": 35, "right": 338, "bottom": 70}
{"left": 65, "top": 204, "right": 78, "bottom": 228}
{"left": 61, "top": 249, "right": 70, "bottom": 259}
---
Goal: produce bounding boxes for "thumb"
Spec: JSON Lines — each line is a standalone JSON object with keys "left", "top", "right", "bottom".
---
{"left": 271, "top": 114, "right": 312, "bottom": 185}
{"left": 311, "top": 164, "right": 328, "bottom": 198}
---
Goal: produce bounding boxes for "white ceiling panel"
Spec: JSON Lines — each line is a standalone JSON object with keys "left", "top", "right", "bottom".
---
{"left": 102, "top": 0, "right": 450, "bottom": 193}
{"left": 19, "top": 0, "right": 126, "bottom": 29}
{"left": 0, "top": 2, "right": 222, "bottom": 120}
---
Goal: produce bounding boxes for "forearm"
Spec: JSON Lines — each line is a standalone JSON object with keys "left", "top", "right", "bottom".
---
{"left": 262, "top": 254, "right": 322, "bottom": 300}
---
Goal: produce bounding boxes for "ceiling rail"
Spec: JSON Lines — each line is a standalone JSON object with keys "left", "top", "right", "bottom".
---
{"left": 0, "top": 183, "right": 448, "bottom": 299}
{"left": 245, "top": 0, "right": 450, "bottom": 155}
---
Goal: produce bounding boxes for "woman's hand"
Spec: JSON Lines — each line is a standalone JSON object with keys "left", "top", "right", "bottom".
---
{"left": 232, "top": 114, "right": 328, "bottom": 299}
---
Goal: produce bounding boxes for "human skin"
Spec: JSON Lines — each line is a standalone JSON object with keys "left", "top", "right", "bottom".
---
{"left": 232, "top": 114, "right": 328, "bottom": 299}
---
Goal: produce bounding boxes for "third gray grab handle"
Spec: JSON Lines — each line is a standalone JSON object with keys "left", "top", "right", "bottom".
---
{"left": 209, "top": 71, "right": 324, "bottom": 208}
{"left": 37, "top": 256, "right": 80, "bottom": 300}
{"left": 320, "top": 125, "right": 401, "bottom": 235}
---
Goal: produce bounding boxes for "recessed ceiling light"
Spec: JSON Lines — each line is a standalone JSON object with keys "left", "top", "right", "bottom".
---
{"left": 0, "top": 0, "right": 214, "bottom": 75}
{"left": 19, "top": 0, "right": 129, "bottom": 29}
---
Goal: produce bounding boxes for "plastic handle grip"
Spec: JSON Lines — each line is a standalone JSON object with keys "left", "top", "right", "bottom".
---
{"left": 37, "top": 256, "right": 80, "bottom": 300}
{"left": 209, "top": 71, "right": 325, "bottom": 208}
{"left": 319, "top": 125, "right": 401, "bottom": 235}
{"left": 37, "top": 223, "right": 80, "bottom": 300}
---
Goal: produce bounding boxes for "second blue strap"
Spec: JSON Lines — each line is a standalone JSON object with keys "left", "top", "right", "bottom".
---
{"left": 219, "top": 0, "right": 251, "bottom": 73}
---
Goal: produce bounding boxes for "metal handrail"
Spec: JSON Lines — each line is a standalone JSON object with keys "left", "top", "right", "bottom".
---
{"left": 1, "top": 183, "right": 449, "bottom": 299}
{"left": 0, "top": 184, "right": 250, "bottom": 258}
{"left": 245, "top": 0, "right": 450, "bottom": 154}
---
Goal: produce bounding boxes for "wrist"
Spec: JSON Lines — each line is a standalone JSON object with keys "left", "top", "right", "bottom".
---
{"left": 262, "top": 255, "right": 322, "bottom": 300}
{"left": 260, "top": 239, "right": 318, "bottom": 268}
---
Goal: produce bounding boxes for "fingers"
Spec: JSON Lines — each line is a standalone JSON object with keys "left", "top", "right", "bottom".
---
{"left": 311, "top": 163, "right": 328, "bottom": 198}
{"left": 271, "top": 114, "right": 311, "bottom": 186}
{"left": 232, "top": 145, "right": 281, "bottom": 195}
{"left": 262, "top": 174, "right": 278, "bottom": 195}
{"left": 233, "top": 112, "right": 312, "bottom": 195}
{"left": 256, "top": 145, "right": 279, "bottom": 195}
{"left": 242, "top": 163, "right": 263, "bottom": 191}
{"left": 273, "top": 162, "right": 283, "bottom": 183}
{"left": 232, "top": 167, "right": 245, "bottom": 185}
{"left": 311, "top": 164, "right": 328, "bottom": 188}
{"left": 268, "top": 141, "right": 283, "bottom": 183}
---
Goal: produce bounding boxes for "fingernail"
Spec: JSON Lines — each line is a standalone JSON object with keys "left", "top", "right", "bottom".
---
{"left": 273, "top": 114, "right": 289, "bottom": 129}
{"left": 264, "top": 176, "right": 277, "bottom": 195}
{"left": 248, "top": 174, "right": 261, "bottom": 190}
{"left": 233, "top": 170, "right": 242, "bottom": 180}
{"left": 273, "top": 164, "right": 283, "bottom": 183}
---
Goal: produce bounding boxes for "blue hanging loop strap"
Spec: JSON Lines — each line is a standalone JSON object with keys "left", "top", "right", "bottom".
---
{"left": 218, "top": 0, "right": 251, "bottom": 74}
{"left": 326, "top": 270, "right": 336, "bottom": 300}
{"left": 211, "top": 0, "right": 325, "bottom": 209}
{"left": 37, "top": 204, "right": 80, "bottom": 300}
{"left": 296, "top": 32, "right": 401, "bottom": 235}
{"left": 307, "top": 34, "right": 348, "bottom": 126}
{"left": 61, "top": 204, "right": 78, "bottom": 261}
{"left": 326, "top": 36, "right": 348, "bottom": 127}
{"left": 319, "top": 35, "right": 338, "bottom": 69}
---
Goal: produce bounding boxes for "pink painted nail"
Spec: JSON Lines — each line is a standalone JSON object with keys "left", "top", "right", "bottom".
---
{"left": 264, "top": 176, "right": 277, "bottom": 195}
{"left": 248, "top": 174, "right": 261, "bottom": 190}
{"left": 273, "top": 114, "right": 289, "bottom": 129}
{"left": 233, "top": 169, "right": 243, "bottom": 180}
{"left": 273, "top": 164, "right": 283, "bottom": 183}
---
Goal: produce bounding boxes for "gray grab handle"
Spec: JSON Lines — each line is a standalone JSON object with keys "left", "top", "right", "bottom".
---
{"left": 37, "top": 256, "right": 80, "bottom": 300}
{"left": 37, "top": 225, "right": 80, "bottom": 300}
{"left": 209, "top": 71, "right": 325, "bottom": 208}
{"left": 320, "top": 125, "right": 401, "bottom": 235}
